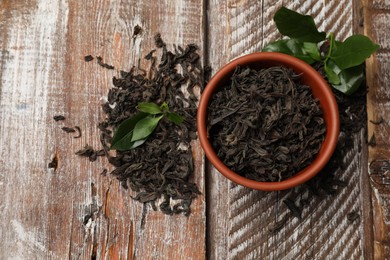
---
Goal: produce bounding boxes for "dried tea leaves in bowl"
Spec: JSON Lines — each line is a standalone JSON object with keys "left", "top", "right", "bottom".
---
{"left": 208, "top": 66, "right": 326, "bottom": 182}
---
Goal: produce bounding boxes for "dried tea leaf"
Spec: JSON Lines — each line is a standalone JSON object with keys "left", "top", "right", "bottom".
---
{"left": 96, "top": 56, "right": 114, "bottom": 70}
{"left": 84, "top": 55, "right": 94, "bottom": 62}
{"left": 75, "top": 145, "right": 95, "bottom": 158}
{"left": 369, "top": 116, "right": 383, "bottom": 125}
{"left": 368, "top": 134, "right": 376, "bottom": 147}
{"left": 74, "top": 126, "right": 82, "bottom": 138}
{"left": 347, "top": 211, "right": 360, "bottom": 223}
{"left": 61, "top": 127, "right": 76, "bottom": 133}
{"left": 283, "top": 198, "right": 302, "bottom": 219}
{"left": 53, "top": 115, "right": 65, "bottom": 121}
{"left": 133, "top": 25, "right": 142, "bottom": 37}
{"left": 48, "top": 156, "right": 58, "bottom": 170}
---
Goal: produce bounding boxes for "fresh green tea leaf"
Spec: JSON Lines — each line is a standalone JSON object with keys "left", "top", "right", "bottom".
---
{"left": 331, "top": 64, "right": 365, "bottom": 95}
{"left": 110, "top": 130, "right": 134, "bottom": 150}
{"left": 137, "top": 102, "right": 163, "bottom": 114}
{"left": 131, "top": 115, "right": 163, "bottom": 142}
{"left": 160, "top": 102, "right": 169, "bottom": 113}
{"left": 302, "top": 42, "right": 321, "bottom": 61}
{"left": 262, "top": 39, "right": 316, "bottom": 64}
{"left": 330, "top": 34, "right": 380, "bottom": 70}
{"left": 325, "top": 60, "right": 341, "bottom": 85}
{"left": 128, "top": 139, "right": 148, "bottom": 149}
{"left": 110, "top": 112, "right": 148, "bottom": 149}
{"left": 329, "top": 38, "right": 342, "bottom": 56}
{"left": 111, "top": 135, "right": 147, "bottom": 151}
{"left": 325, "top": 66, "right": 341, "bottom": 85}
{"left": 167, "top": 112, "right": 184, "bottom": 125}
{"left": 274, "top": 7, "right": 326, "bottom": 43}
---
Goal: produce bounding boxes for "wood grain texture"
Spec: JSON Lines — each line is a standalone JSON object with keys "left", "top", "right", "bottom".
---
{"left": 1, "top": 0, "right": 388, "bottom": 259}
{"left": 0, "top": 0, "right": 205, "bottom": 259}
{"left": 364, "top": 0, "right": 390, "bottom": 259}
{"left": 206, "top": 0, "right": 371, "bottom": 259}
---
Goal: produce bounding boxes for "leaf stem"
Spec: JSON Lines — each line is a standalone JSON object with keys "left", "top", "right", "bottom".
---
{"left": 325, "top": 32, "right": 334, "bottom": 64}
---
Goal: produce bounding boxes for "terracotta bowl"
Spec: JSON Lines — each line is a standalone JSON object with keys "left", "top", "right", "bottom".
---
{"left": 197, "top": 52, "right": 339, "bottom": 191}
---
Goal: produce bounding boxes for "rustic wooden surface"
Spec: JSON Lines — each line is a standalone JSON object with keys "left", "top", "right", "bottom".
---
{"left": 365, "top": 0, "right": 390, "bottom": 259}
{"left": 207, "top": 1, "right": 373, "bottom": 259}
{"left": 0, "top": 1, "right": 206, "bottom": 259}
{"left": 0, "top": 0, "right": 388, "bottom": 259}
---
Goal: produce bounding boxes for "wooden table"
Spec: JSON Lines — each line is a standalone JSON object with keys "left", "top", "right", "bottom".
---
{"left": 1, "top": 0, "right": 389, "bottom": 259}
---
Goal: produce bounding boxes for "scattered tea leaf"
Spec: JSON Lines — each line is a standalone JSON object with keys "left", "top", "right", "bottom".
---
{"left": 48, "top": 156, "right": 58, "bottom": 170}
{"left": 100, "top": 168, "right": 108, "bottom": 176}
{"left": 75, "top": 145, "right": 101, "bottom": 161}
{"left": 144, "top": 50, "right": 156, "bottom": 60}
{"left": 273, "top": 7, "right": 326, "bottom": 43}
{"left": 96, "top": 56, "right": 115, "bottom": 70}
{"left": 96, "top": 149, "right": 106, "bottom": 156}
{"left": 53, "top": 115, "right": 65, "bottom": 121}
{"left": 370, "top": 116, "right": 384, "bottom": 125}
{"left": 75, "top": 145, "right": 94, "bottom": 156}
{"left": 133, "top": 25, "right": 142, "bottom": 37}
{"left": 74, "top": 126, "right": 82, "bottom": 138}
{"left": 283, "top": 199, "right": 302, "bottom": 219}
{"left": 268, "top": 214, "right": 290, "bottom": 233}
{"left": 347, "top": 211, "right": 360, "bottom": 222}
{"left": 61, "top": 126, "right": 76, "bottom": 133}
{"left": 154, "top": 33, "right": 165, "bottom": 48}
{"left": 84, "top": 55, "right": 94, "bottom": 62}
{"left": 368, "top": 134, "right": 376, "bottom": 147}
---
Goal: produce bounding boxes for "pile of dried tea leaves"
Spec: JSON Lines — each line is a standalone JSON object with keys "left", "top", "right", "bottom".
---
{"left": 91, "top": 34, "right": 206, "bottom": 215}
{"left": 208, "top": 66, "right": 326, "bottom": 182}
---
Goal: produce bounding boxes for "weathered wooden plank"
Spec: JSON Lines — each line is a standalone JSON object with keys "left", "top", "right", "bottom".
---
{"left": 364, "top": 0, "right": 390, "bottom": 259}
{"left": 0, "top": 0, "right": 205, "bottom": 259}
{"left": 206, "top": 0, "right": 371, "bottom": 259}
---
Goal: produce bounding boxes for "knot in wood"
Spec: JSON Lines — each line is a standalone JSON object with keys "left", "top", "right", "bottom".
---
{"left": 369, "top": 160, "right": 390, "bottom": 186}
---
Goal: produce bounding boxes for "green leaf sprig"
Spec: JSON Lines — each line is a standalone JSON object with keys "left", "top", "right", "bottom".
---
{"left": 262, "top": 7, "right": 379, "bottom": 95}
{"left": 110, "top": 102, "right": 184, "bottom": 151}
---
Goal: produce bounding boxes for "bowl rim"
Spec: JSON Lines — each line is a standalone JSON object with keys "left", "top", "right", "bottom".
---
{"left": 197, "top": 52, "right": 340, "bottom": 191}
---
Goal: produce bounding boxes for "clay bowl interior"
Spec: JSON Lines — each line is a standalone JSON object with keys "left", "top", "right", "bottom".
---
{"left": 197, "top": 52, "right": 340, "bottom": 191}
